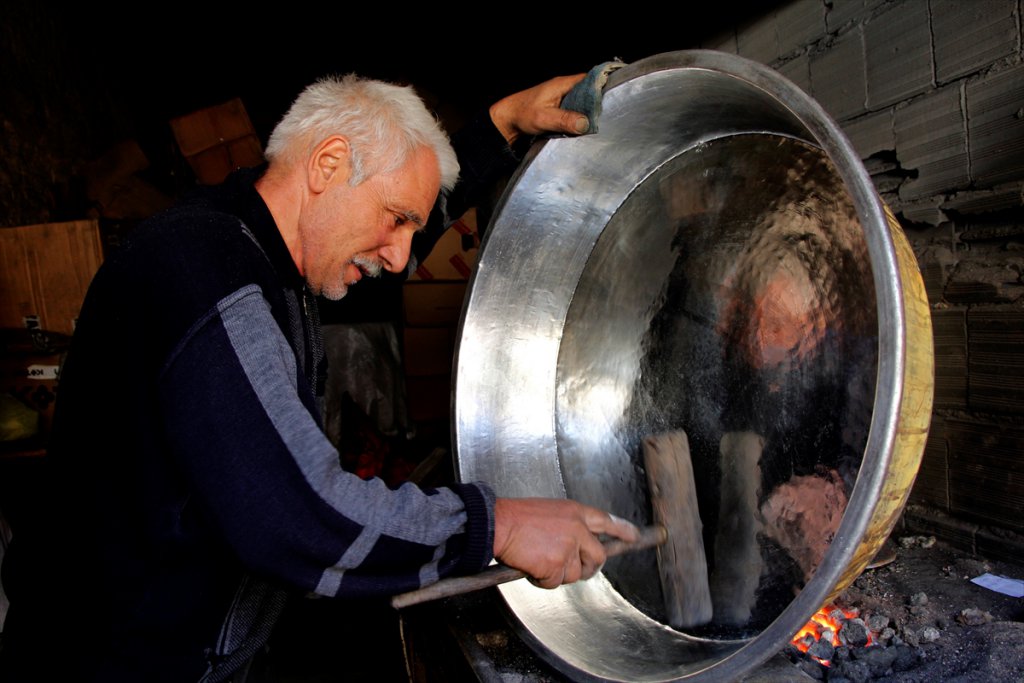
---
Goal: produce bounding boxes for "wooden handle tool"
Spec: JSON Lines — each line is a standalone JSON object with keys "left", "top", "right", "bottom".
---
{"left": 391, "top": 524, "right": 666, "bottom": 609}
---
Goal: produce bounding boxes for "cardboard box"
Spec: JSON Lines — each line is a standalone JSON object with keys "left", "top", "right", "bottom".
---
{"left": 169, "top": 98, "right": 264, "bottom": 185}
{"left": 411, "top": 212, "right": 479, "bottom": 281}
{"left": 0, "top": 219, "right": 103, "bottom": 335}
{"left": 402, "top": 281, "right": 467, "bottom": 327}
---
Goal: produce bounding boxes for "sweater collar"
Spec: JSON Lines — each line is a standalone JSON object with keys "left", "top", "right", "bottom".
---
{"left": 223, "top": 165, "right": 305, "bottom": 291}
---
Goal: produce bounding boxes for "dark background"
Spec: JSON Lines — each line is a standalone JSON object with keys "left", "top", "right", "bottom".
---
{"left": 52, "top": 8, "right": 783, "bottom": 130}
{"left": 0, "top": 3, "right": 788, "bottom": 227}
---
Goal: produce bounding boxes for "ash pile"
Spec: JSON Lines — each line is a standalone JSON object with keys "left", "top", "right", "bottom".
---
{"left": 777, "top": 535, "right": 1024, "bottom": 682}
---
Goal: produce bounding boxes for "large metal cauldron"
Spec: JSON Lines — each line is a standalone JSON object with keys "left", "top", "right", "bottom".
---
{"left": 453, "top": 51, "right": 933, "bottom": 682}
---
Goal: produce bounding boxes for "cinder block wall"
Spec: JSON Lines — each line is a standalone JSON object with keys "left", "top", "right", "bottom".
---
{"left": 703, "top": 0, "right": 1024, "bottom": 559}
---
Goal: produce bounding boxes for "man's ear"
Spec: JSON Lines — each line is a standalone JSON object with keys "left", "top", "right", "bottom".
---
{"left": 308, "top": 136, "right": 351, "bottom": 194}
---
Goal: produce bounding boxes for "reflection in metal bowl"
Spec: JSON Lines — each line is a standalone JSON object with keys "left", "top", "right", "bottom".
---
{"left": 454, "top": 51, "right": 933, "bottom": 682}
{"left": 558, "top": 134, "right": 876, "bottom": 636}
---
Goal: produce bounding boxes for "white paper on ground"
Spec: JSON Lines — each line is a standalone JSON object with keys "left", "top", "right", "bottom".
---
{"left": 971, "top": 573, "right": 1024, "bottom": 598}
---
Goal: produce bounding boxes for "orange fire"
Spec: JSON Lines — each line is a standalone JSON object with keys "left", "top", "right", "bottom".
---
{"left": 791, "top": 604, "right": 872, "bottom": 665}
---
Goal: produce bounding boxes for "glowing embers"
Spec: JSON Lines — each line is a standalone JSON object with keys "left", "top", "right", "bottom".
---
{"left": 791, "top": 604, "right": 873, "bottom": 666}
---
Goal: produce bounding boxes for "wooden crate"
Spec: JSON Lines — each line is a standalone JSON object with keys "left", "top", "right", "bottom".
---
{"left": 0, "top": 219, "right": 103, "bottom": 335}
{"left": 169, "top": 97, "right": 264, "bottom": 185}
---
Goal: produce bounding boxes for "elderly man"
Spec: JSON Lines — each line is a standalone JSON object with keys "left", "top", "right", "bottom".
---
{"left": 0, "top": 73, "right": 636, "bottom": 682}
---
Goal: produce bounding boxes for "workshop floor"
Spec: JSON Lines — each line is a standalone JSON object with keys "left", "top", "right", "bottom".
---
{"left": 327, "top": 534, "right": 1022, "bottom": 683}
{"left": 5, "top": 533, "right": 1019, "bottom": 682}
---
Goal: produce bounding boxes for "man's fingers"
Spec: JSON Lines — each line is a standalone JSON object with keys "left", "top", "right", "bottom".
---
{"left": 582, "top": 507, "right": 640, "bottom": 542}
{"left": 578, "top": 532, "right": 607, "bottom": 581}
{"left": 538, "top": 108, "right": 589, "bottom": 136}
{"left": 493, "top": 498, "right": 638, "bottom": 589}
{"left": 606, "top": 513, "right": 640, "bottom": 542}
{"left": 564, "top": 551, "right": 585, "bottom": 585}
{"left": 537, "top": 73, "right": 589, "bottom": 135}
{"left": 538, "top": 73, "right": 586, "bottom": 100}
{"left": 489, "top": 72, "right": 592, "bottom": 144}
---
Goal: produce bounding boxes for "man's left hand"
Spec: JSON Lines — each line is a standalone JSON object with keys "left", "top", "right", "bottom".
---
{"left": 489, "top": 74, "right": 590, "bottom": 146}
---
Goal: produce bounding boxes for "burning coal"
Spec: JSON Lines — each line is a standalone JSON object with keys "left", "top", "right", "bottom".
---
{"left": 791, "top": 604, "right": 873, "bottom": 666}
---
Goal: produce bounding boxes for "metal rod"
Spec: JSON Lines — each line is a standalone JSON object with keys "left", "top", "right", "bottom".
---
{"left": 391, "top": 524, "right": 666, "bottom": 609}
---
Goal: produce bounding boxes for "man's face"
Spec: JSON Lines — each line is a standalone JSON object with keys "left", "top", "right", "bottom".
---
{"left": 299, "top": 145, "right": 441, "bottom": 300}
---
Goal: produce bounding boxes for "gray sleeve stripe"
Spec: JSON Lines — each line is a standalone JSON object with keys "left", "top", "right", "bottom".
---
{"left": 314, "top": 526, "right": 382, "bottom": 596}
{"left": 218, "top": 288, "right": 469, "bottom": 547}
{"left": 164, "top": 284, "right": 267, "bottom": 379}
{"left": 418, "top": 543, "right": 446, "bottom": 588}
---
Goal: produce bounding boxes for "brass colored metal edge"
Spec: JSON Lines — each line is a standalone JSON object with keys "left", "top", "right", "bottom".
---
{"left": 827, "top": 205, "right": 935, "bottom": 601}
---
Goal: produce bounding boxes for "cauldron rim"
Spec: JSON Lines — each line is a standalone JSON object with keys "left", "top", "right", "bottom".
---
{"left": 453, "top": 49, "right": 933, "bottom": 682}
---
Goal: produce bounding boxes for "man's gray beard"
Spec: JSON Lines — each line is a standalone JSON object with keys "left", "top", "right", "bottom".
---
{"left": 353, "top": 255, "right": 383, "bottom": 278}
{"left": 316, "top": 255, "right": 383, "bottom": 301}
{"left": 317, "top": 281, "right": 349, "bottom": 301}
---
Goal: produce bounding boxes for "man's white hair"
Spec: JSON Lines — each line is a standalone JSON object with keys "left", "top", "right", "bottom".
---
{"left": 264, "top": 74, "right": 459, "bottom": 191}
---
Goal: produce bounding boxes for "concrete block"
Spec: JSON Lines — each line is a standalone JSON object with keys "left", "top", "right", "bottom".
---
{"left": 864, "top": 1, "right": 933, "bottom": 109}
{"left": 910, "top": 415, "right": 949, "bottom": 507}
{"left": 863, "top": 157, "right": 899, "bottom": 174}
{"left": 826, "top": 0, "right": 865, "bottom": 33}
{"left": 863, "top": 0, "right": 889, "bottom": 11}
{"left": 967, "top": 65, "right": 1024, "bottom": 188}
{"left": 902, "top": 502, "right": 978, "bottom": 554}
{"left": 704, "top": 30, "right": 739, "bottom": 54}
{"left": 776, "top": 0, "right": 826, "bottom": 57}
{"left": 737, "top": 11, "right": 780, "bottom": 65}
{"left": 895, "top": 85, "right": 970, "bottom": 200}
{"left": 931, "top": 309, "right": 967, "bottom": 407}
{"left": 842, "top": 108, "right": 895, "bottom": 159}
{"left": 947, "top": 418, "right": 1024, "bottom": 532}
{"left": 947, "top": 259, "right": 1024, "bottom": 303}
{"left": 870, "top": 163, "right": 905, "bottom": 195}
{"left": 903, "top": 221, "right": 952, "bottom": 248}
{"left": 916, "top": 242, "right": 956, "bottom": 302}
{"left": 810, "top": 28, "right": 867, "bottom": 120}
{"left": 899, "top": 196, "right": 948, "bottom": 225}
{"left": 960, "top": 222, "right": 1024, "bottom": 242}
{"left": 872, "top": 172, "right": 904, "bottom": 194}
{"left": 775, "top": 53, "right": 812, "bottom": 95}
{"left": 880, "top": 190, "right": 902, "bottom": 214}
{"left": 943, "top": 183, "right": 1024, "bottom": 215}
{"left": 825, "top": 0, "right": 891, "bottom": 32}
{"left": 932, "top": 0, "right": 1017, "bottom": 84}
{"left": 976, "top": 524, "right": 1024, "bottom": 561}
{"left": 968, "top": 307, "right": 1024, "bottom": 412}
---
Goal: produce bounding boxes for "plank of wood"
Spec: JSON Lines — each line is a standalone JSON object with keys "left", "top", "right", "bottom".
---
{"left": 710, "top": 431, "right": 764, "bottom": 627}
{"left": 643, "top": 430, "right": 713, "bottom": 628}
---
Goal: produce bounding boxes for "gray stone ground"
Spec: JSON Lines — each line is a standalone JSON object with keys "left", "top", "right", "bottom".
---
{"left": 757, "top": 535, "right": 1024, "bottom": 682}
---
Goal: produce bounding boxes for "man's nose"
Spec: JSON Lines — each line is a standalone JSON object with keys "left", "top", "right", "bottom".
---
{"left": 378, "top": 228, "right": 414, "bottom": 274}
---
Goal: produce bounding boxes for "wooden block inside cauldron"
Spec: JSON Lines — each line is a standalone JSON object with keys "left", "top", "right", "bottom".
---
{"left": 642, "top": 430, "right": 713, "bottom": 628}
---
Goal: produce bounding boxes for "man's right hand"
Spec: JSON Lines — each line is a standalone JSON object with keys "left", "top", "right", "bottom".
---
{"left": 492, "top": 497, "right": 639, "bottom": 589}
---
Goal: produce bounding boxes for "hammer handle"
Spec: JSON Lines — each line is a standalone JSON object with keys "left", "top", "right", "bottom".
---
{"left": 391, "top": 524, "right": 665, "bottom": 609}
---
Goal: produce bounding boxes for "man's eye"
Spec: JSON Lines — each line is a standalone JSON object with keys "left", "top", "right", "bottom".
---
{"left": 394, "top": 214, "right": 408, "bottom": 227}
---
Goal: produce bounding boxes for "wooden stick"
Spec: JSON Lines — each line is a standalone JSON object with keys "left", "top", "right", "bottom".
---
{"left": 710, "top": 431, "right": 764, "bottom": 627}
{"left": 391, "top": 524, "right": 666, "bottom": 610}
{"left": 643, "top": 430, "right": 713, "bottom": 628}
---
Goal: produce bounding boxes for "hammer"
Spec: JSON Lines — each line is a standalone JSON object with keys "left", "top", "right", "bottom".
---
{"left": 392, "top": 429, "right": 711, "bottom": 629}
{"left": 391, "top": 524, "right": 667, "bottom": 609}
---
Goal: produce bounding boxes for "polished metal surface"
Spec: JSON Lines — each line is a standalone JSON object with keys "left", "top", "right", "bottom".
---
{"left": 454, "top": 51, "right": 930, "bottom": 682}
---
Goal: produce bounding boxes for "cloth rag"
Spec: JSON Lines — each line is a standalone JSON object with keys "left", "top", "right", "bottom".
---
{"left": 560, "top": 60, "right": 627, "bottom": 134}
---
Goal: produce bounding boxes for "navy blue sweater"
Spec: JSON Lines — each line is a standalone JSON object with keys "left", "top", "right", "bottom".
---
{"left": 1, "top": 115, "right": 519, "bottom": 682}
